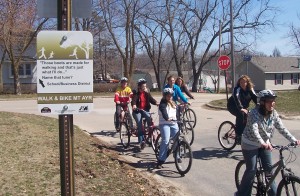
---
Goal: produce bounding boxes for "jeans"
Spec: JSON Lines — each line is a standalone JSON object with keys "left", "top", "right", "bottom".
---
{"left": 132, "top": 110, "right": 151, "bottom": 143}
{"left": 238, "top": 148, "right": 276, "bottom": 196}
{"left": 158, "top": 123, "right": 179, "bottom": 162}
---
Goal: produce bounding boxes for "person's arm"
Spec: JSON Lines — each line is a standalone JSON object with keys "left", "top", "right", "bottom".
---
{"left": 159, "top": 101, "right": 169, "bottom": 121}
{"left": 148, "top": 93, "right": 158, "bottom": 105}
{"left": 182, "top": 85, "right": 194, "bottom": 99}
{"left": 250, "top": 88, "right": 257, "bottom": 105}
{"left": 273, "top": 110, "right": 297, "bottom": 142}
{"left": 175, "top": 85, "right": 188, "bottom": 103}
{"left": 114, "top": 88, "right": 120, "bottom": 104}
{"left": 232, "top": 87, "right": 243, "bottom": 110}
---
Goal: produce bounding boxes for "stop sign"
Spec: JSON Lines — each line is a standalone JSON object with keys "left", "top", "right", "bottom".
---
{"left": 218, "top": 55, "right": 231, "bottom": 70}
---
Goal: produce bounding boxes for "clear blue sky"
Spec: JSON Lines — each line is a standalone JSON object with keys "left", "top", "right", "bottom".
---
{"left": 254, "top": 0, "right": 300, "bottom": 56}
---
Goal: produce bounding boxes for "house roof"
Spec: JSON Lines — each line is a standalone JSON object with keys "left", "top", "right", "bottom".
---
{"left": 245, "top": 56, "right": 300, "bottom": 73}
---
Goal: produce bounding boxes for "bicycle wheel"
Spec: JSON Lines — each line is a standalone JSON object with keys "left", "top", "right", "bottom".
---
{"left": 277, "top": 175, "right": 300, "bottom": 196}
{"left": 218, "top": 121, "right": 237, "bottom": 151}
{"left": 154, "top": 133, "right": 162, "bottom": 160}
{"left": 175, "top": 139, "right": 193, "bottom": 176}
{"left": 183, "top": 108, "right": 197, "bottom": 129}
{"left": 181, "top": 123, "right": 194, "bottom": 146}
{"left": 143, "top": 120, "right": 152, "bottom": 145}
{"left": 119, "top": 122, "right": 130, "bottom": 148}
{"left": 235, "top": 160, "right": 262, "bottom": 195}
{"left": 151, "top": 127, "right": 160, "bottom": 151}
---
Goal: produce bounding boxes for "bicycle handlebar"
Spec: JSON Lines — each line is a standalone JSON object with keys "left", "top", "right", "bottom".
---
{"left": 272, "top": 142, "right": 298, "bottom": 151}
{"left": 133, "top": 108, "right": 155, "bottom": 115}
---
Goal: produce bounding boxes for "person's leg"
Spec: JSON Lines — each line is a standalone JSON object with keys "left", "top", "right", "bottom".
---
{"left": 115, "top": 104, "right": 122, "bottom": 130}
{"left": 238, "top": 148, "right": 259, "bottom": 196}
{"left": 132, "top": 111, "right": 143, "bottom": 144}
{"left": 158, "top": 124, "right": 171, "bottom": 163}
{"left": 235, "top": 111, "right": 244, "bottom": 137}
{"left": 259, "top": 149, "right": 276, "bottom": 196}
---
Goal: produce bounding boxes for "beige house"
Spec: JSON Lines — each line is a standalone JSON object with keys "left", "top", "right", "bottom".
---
{"left": 236, "top": 57, "right": 300, "bottom": 91}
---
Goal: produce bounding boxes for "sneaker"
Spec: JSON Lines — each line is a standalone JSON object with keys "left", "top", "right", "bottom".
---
{"left": 140, "top": 141, "right": 146, "bottom": 150}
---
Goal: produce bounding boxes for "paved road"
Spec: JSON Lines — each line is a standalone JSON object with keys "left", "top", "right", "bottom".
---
{"left": 1, "top": 93, "right": 300, "bottom": 196}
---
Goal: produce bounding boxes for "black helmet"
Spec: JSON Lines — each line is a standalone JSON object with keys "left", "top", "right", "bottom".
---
{"left": 257, "top": 89, "right": 277, "bottom": 102}
{"left": 137, "top": 78, "right": 147, "bottom": 86}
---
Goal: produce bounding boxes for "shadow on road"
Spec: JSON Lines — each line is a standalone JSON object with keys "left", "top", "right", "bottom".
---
{"left": 193, "top": 147, "right": 243, "bottom": 161}
{"left": 90, "top": 129, "right": 118, "bottom": 138}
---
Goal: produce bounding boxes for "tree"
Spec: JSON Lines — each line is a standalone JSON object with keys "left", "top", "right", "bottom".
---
{"left": 272, "top": 47, "right": 281, "bottom": 57}
{"left": 0, "top": 0, "right": 47, "bottom": 95}
{"left": 288, "top": 14, "right": 300, "bottom": 54}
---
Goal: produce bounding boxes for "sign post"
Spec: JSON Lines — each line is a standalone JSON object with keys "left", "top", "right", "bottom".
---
{"left": 37, "top": 1, "right": 92, "bottom": 195}
{"left": 218, "top": 55, "right": 231, "bottom": 101}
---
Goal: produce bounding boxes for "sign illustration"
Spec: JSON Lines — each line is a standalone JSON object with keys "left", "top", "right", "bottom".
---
{"left": 37, "top": 31, "right": 93, "bottom": 114}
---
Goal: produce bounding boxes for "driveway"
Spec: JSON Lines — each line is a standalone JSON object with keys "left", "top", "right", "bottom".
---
{"left": 1, "top": 93, "right": 300, "bottom": 196}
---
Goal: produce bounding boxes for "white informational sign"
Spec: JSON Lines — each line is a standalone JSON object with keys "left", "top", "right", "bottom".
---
{"left": 37, "top": 31, "right": 93, "bottom": 114}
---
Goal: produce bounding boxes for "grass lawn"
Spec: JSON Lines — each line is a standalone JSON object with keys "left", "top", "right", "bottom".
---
{"left": 209, "top": 90, "right": 300, "bottom": 116}
{"left": 0, "top": 112, "right": 172, "bottom": 195}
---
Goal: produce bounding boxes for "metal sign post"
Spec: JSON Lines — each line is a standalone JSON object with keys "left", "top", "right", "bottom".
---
{"left": 58, "top": 0, "right": 74, "bottom": 195}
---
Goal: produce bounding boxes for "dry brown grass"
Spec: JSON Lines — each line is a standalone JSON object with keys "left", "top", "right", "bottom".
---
{"left": 0, "top": 112, "right": 171, "bottom": 195}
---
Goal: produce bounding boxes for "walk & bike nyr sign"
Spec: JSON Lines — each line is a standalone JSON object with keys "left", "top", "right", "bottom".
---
{"left": 37, "top": 31, "right": 93, "bottom": 114}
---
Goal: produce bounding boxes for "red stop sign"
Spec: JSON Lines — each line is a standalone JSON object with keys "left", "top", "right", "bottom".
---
{"left": 218, "top": 55, "right": 231, "bottom": 70}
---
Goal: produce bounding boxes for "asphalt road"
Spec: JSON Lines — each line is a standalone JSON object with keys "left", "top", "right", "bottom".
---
{"left": 1, "top": 93, "right": 299, "bottom": 196}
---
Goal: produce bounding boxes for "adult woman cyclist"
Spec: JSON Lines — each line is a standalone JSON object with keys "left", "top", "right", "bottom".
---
{"left": 236, "top": 90, "right": 300, "bottom": 196}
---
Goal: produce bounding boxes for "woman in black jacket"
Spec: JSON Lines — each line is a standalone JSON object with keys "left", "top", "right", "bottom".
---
{"left": 227, "top": 75, "right": 257, "bottom": 143}
{"left": 132, "top": 78, "right": 158, "bottom": 150}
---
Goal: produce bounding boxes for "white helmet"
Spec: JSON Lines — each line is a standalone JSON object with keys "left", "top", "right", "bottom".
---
{"left": 257, "top": 89, "right": 277, "bottom": 102}
{"left": 137, "top": 78, "right": 147, "bottom": 86}
{"left": 163, "top": 88, "right": 174, "bottom": 95}
{"left": 120, "top": 77, "right": 128, "bottom": 82}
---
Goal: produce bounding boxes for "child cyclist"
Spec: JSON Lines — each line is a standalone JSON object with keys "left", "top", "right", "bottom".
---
{"left": 114, "top": 77, "right": 133, "bottom": 132}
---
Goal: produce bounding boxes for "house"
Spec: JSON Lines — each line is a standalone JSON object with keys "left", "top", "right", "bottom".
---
{"left": 0, "top": 44, "right": 37, "bottom": 93}
{"left": 236, "top": 56, "right": 300, "bottom": 91}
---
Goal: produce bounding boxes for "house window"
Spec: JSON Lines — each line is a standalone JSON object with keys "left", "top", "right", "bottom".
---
{"left": 11, "top": 64, "right": 32, "bottom": 77}
{"left": 275, "top": 73, "right": 283, "bottom": 85}
{"left": 291, "top": 73, "right": 299, "bottom": 84}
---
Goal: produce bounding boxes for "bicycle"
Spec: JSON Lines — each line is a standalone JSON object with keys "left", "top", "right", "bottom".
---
{"left": 235, "top": 142, "right": 300, "bottom": 195}
{"left": 119, "top": 109, "right": 160, "bottom": 150}
{"left": 154, "top": 120, "right": 193, "bottom": 176}
{"left": 179, "top": 103, "right": 197, "bottom": 129}
{"left": 218, "top": 113, "right": 247, "bottom": 151}
{"left": 114, "top": 103, "right": 133, "bottom": 132}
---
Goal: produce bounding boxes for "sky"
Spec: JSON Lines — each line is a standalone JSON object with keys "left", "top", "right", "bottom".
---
{"left": 254, "top": 0, "right": 300, "bottom": 56}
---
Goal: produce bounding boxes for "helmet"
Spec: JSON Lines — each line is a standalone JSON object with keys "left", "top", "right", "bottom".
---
{"left": 257, "top": 89, "right": 277, "bottom": 102}
{"left": 163, "top": 88, "right": 174, "bottom": 95}
{"left": 137, "top": 78, "right": 147, "bottom": 86}
{"left": 120, "top": 77, "right": 128, "bottom": 82}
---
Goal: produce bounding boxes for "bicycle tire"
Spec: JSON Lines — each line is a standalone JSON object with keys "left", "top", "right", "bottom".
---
{"left": 143, "top": 120, "right": 152, "bottom": 145}
{"left": 181, "top": 123, "right": 194, "bottom": 146}
{"left": 218, "top": 121, "right": 237, "bottom": 151}
{"left": 114, "top": 112, "right": 119, "bottom": 131}
{"left": 119, "top": 122, "right": 130, "bottom": 148}
{"left": 151, "top": 127, "right": 160, "bottom": 151}
{"left": 175, "top": 139, "right": 193, "bottom": 176}
{"left": 154, "top": 133, "right": 162, "bottom": 160}
{"left": 183, "top": 108, "right": 197, "bottom": 129}
{"left": 235, "top": 160, "right": 262, "bottom": 195}
{"left": 277, "top": 175, "right": 300, "bottom": 196}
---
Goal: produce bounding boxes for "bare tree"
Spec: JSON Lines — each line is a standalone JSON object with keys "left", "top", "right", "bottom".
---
{"left": 288, "top": 14, "right": 300, "bottom": 54}
{"left": 272, "top": 47, "right": 281, "bottom": 57}
{"left": 98, "top": 0, "right": 149, "bottom": 81}
{"left": 178, "top": 0, "right": 277, "bottom": 91}
{"left": 0, "top": 0, "right": 47, "bottom": 95}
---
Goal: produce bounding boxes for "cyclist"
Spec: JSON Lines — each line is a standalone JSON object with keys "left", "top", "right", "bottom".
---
{"left": 156, "top": 88, "right": 179, "bottom": 169}
{"left": 114, "top": 77, "right": 133, "bottom": 132}
{"left": 236, "top": 89, "right": 300, "bottom": 196}
{"left": 164, "top": 75, "right": 189, "bottom": 104}
{"left": 175, "top": 76, "right": 194, "bottom": 99}
{"left": 227, "top": 75, "right": 257, "bottom": 143}
{"left": 131, "top": 78, "right": 158, "bottom": 150}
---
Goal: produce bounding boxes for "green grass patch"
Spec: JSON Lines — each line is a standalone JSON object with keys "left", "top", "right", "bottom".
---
{"left": 0, "top": 112, "right": 169, "bottom": 195}
{"left": 209, "top": 90, "right": 300, "bottom": 116}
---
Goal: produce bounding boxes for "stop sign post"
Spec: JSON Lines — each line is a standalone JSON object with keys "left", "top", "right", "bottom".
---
{"left": 218, "top": 55, "right": 231, "bottom": 70}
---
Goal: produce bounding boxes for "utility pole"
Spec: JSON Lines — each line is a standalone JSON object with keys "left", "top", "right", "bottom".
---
{"left": 217, "top": 20, "right": 222, "bottom": 93}
{"left": 230, "top": 0, "right": 235, "bottom": 90}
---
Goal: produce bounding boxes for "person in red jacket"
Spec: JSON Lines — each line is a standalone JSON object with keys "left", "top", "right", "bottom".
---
{"left": 132, "top": 78, "right": 158, "bottom": 150}
{"left": 114, "top": 77, "right": 133, "bottom": 132}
